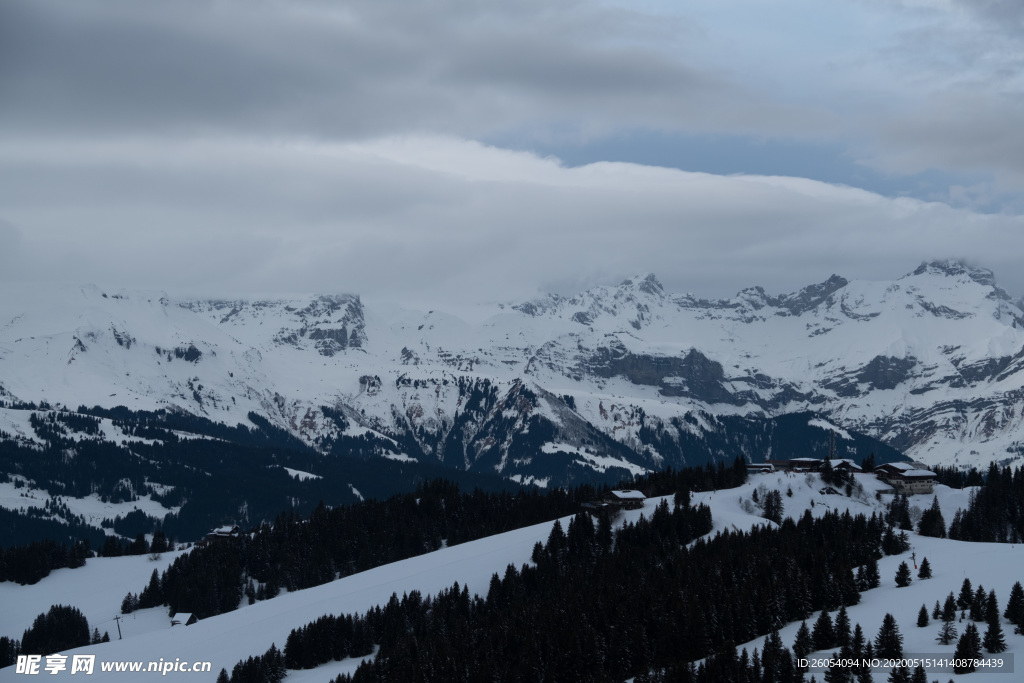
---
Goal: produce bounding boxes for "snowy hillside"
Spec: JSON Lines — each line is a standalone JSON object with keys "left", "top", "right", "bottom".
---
{"left": 2, "top": 472, "right": 1021, "bottom": 681}
{"left": 1, "top": 260, "right": 1023, "bottom": 489}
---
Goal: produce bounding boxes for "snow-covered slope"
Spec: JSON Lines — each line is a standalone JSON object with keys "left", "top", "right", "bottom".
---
{"left": 2, "top": 260, "right": 1022, "bottom": 482}
{"left": 0, "top": 511, "right": 594, "bottom": 681}
{"left": 2, "top": 473, "right": 1018, "bottom": 681}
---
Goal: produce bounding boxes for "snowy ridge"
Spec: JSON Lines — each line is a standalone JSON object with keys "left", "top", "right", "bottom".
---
{"left": 1, "top": 261, "right": 1023, "bottom": 482}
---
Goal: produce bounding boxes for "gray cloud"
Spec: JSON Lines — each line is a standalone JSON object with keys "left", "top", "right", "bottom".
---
{"left": 954, "top": 0, "right": 1024, "bottom": 30}
{"left": 1, "top": 0, "right": 1022, "bottom": 302}
{"left": 850, "top": 0, "right": 1024, "bottom": 200}
{"left": 2, "top": 137, "right": 1022, "bottom": 304}
{"left": 864, "top": 90, "right": 1024, "bottom": 206}
{"left": 0, "top": 218, "right": 21, "bottom": 271}
{"left": 0, "top": 0, "right": 821, "bottom": 143}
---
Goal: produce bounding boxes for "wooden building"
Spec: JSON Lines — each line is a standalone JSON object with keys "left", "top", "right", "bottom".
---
{"left": 170, "top": 613, "right": 197, "bottom": 627}
{"left": 876, "top": 464, "right": 936, "bottom": 494}
{"left": 582, "top": 489, "right": 647, "bottom": 513}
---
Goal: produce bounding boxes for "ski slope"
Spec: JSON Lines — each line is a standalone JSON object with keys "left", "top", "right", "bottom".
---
{"left": 1, "top": 474, "right": 1021, "bottom": 681}
{"left": 0, "top": 509, "right": 647, "bottom": 681}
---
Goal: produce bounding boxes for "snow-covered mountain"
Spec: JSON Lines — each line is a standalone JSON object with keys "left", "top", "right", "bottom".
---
{"left": 1, "top": 259, "right": 1022, "bottom": 483}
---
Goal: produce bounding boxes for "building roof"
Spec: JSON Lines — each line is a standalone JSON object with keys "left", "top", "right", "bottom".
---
{"left": 901, "top": 469, "right": 936, "bottom": 478}
{"left": 879, "top": 462, "right": 914, "bottom": 471}
{"left": 610, "top": 490, "right": 645, "bottom": 500}
{"left": 171, "top": 613, "right": 194, "bottom": 625}
{"left": 831, "top": 459, "right": 863, "bottom": 470}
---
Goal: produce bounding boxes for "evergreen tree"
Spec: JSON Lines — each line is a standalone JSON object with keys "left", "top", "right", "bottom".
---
{"left": 813, "top": 609, "right": 836, "bottom": 651}
{"left": 835, "top": 605, "right": 851, "bottom": 647}
{"left": 0, "top": 637, "right": 18, "bottom": 669}
{"left": 894, "top": 562, "right": 912, "bottom": 588}
{"left": 762, "top": 489, "right": 784, "bottom": 524}
{"left": 865, "top": 557, "right": 881, "bottom": 589}
{"left": 793, "top": 621, "right": 813, "bottom": 664}
{"left": 874, "top": 613, "right": 903, "bottom": 659}
{"left": 150, "top": 530, "right": 169, "bottom": 554}
{"left": 851, "top": 624, "right": 866, "bottom": 658}
{"left": 983, "top": 615, "right": 1006, "bottom": 653}
{"left": 931, "top": 600, "right": 941, "bottom": 621}
{"left": 957, "top": 578, "right": 973, "bottom": 611}
{"left": 935, "top": 619, "right": 958, "bottom": 645}
{"left": 896, "top": 531, "right": 910, "bottom": 553}
{"left": 20, "top": 605, "right": 91, "bottom": 656}
{"left": 216, "top": 669, "right": 229, "bottom": 683}
{"left": 824, "top": 652, "right": 852, "bottom": 683}
{"left": 263, "top": 643, "right": 286, "bottom": 683}
{"left": 971, "top": 585, "right": 987, "bottom": 621}
{"left": 887, "top": 665, "right": 910, "bottom": 683}
{"left": 983, "top": 590, "right": 1006, "bottom": 653}
{"left": 953, "top": 623, "right": 981, "bottom": 673}
{"left": 1004, "top": 581, "right": 1024, "bottom": 626}
{"left": 916, "top": 497, "right": 946, "bottom": 538}
{"left": 942, "top": 592, "right": 957, "bottom": 623}
{"left": 858, "top": 642, "right": 875, "bottom": 683}
{"left": 916, "top": 605, "right": 929, "bottom": 628}
{"left": 916, "top": 557, "right": 931, "bottom": 579}
{"left": 120, "top": 592, "right": 137, "bottom": 615}
{"left": 139, "top": 569, "right": 162, "bottom": 608}
{"left": 909, "top": 664, "right": 927, "bottom": 683}
{"left": 761, "top": 629, "right": 789, "bottom": 683}
{"left": 986, "top": 589, "right": 999, "bottom": 623}
{"left": 127, "top": 533, "right": 149, "bottom": 555}
{"left": 887, "top": 494, "right": 912, "bottom": 530}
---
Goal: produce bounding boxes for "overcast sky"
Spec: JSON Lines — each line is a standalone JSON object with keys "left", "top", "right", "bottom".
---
{"left": 2, "top": 0, "right": 1023, "bottom": 305}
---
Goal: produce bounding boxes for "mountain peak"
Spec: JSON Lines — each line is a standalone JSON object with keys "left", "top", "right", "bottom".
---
{"left": 774, "top": 274, "right": 848, "bottom": 316}
{"left": 620, "top": 273, "right": 664, "bottom": 296}
{"left": 910, "top": 259, "right": 995, "bottom": 287}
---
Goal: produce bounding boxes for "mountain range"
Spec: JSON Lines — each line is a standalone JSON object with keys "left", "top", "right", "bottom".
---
{"left": 2, "top": 259, "right": 1022, "bottom": 488}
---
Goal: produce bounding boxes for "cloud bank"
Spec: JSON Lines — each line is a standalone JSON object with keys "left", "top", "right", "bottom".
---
{"left": 2, "top": 137, "right": 1021, "bottom": 304}
{"left": 1, "top": 0, "right": 1022, "bottom": 303}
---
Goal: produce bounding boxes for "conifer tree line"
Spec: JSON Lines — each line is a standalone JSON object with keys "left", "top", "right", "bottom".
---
{"left": 128, "top": 479, "right": 595, "bottom": 618}
{"left": 0, "top": 523, "right": 176, "bottom": 586}
{"left": 879, "top": 462, "right": 1024, "bottom": 543}
{"left": 228, "top": 497, "right": 928, "bottom": 683}
{"left": 947, "top": 463, "right": 1024, "bottom": 542}
{"left": 0, "top": 605, "right": 110, "bottom": 667}
{"left": 0, "top": 496, "right": 109, "bottom": 549}
{"left": 0, "top": 402, "right": 535, "bottom": 551}
{"left": 0, "top": 537, "right": 92, "bottom": 585}
{"left": 128, "top": 462, "right": 747, "bottom": 619}
{"left": 927, "top": 464, "right": 984, "bottom": 490}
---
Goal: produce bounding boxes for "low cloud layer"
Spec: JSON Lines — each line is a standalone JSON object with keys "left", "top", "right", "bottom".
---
{"left": 2, "top": 137, "right": 1022, "bottom": 305}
